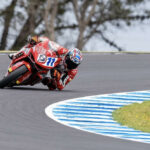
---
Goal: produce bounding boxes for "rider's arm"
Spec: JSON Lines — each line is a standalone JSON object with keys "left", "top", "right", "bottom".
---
{"left": 48, "top": 40, "right": 69, "bottom": 56}
{"left": 56, "top": 47, "right": 69, "bottom": 56}
{"left": 56, "top": 69, "right": 78, "bottom": 90}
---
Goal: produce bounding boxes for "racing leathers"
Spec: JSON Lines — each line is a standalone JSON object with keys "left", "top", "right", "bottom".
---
{"left": 39, "top": 37, "right": 78, "bottom": 90}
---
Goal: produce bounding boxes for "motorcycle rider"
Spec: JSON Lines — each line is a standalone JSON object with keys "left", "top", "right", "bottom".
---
{"left": 9, "top": 36, "right": 83, "bottom": 90}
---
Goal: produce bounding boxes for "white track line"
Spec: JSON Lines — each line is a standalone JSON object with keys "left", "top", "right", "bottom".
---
{"left": 45, "top": 90, "right": 150, "bottom": 144}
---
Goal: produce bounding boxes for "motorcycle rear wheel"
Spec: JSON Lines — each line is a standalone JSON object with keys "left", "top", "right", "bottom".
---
{"left": 0, "top": 65, "right": 28, "bottom": 88}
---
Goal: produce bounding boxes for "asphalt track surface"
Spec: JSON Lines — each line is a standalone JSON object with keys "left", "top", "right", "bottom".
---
{"left": 0, "top": 53, "right": 150, "bottom": 150}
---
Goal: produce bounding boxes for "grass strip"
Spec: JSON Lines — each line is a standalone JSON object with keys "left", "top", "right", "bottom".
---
{"left": 112, "top": 101, "right": 150, "bottom": 133}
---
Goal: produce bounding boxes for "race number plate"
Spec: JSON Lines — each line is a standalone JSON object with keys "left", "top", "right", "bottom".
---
{"left": 45, "top": 57, "right": 57, "bottom": 67}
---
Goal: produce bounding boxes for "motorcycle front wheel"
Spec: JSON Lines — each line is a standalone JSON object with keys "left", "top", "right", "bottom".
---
{"left": 0, "top": 65, "right": 28, "bottom": 88}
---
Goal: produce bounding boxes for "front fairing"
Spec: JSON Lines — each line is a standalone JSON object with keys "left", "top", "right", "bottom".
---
{"left": 11, "top": 48, "right": 31, "bottom": 65}
{"left": 32, "top": 41, "right": 62, "bottom": 69}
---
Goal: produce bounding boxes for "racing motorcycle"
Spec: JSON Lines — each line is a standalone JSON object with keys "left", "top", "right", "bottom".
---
{"left": 0, "top": 40, "right": 62, "bottom": 88}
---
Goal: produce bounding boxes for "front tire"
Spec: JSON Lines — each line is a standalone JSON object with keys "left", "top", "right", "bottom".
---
{"left": 0, "top": 65, "right": 28, "bottom": 88}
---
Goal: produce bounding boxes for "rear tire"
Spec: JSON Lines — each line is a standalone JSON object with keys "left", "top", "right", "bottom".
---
{"left": 0, "top": 65, "right": 28, "bottom": 88}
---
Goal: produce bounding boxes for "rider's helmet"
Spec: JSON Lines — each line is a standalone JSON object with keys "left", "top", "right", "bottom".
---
{"left": 65, "top": 48, "right": 83, "bottom": 70}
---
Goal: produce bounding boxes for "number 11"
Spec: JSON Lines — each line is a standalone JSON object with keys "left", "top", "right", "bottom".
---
{"left": 47, "top": 58, "right": 56, "bottom": 67}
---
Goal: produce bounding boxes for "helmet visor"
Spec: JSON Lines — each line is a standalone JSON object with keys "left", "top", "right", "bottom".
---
{"left": 66, "top": 57, "right": 79, "bottom": 69}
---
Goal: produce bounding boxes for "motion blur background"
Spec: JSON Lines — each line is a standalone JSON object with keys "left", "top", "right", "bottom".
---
{"left": 0, "top": 0, "right": 150, "bottom": 52}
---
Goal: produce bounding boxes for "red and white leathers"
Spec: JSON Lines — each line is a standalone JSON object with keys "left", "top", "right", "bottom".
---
{"left": 41, "top": 37, "right": 78, "bottom": 90}
{"left": 16, "top": 37, "right": 78, "bottom": 90}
